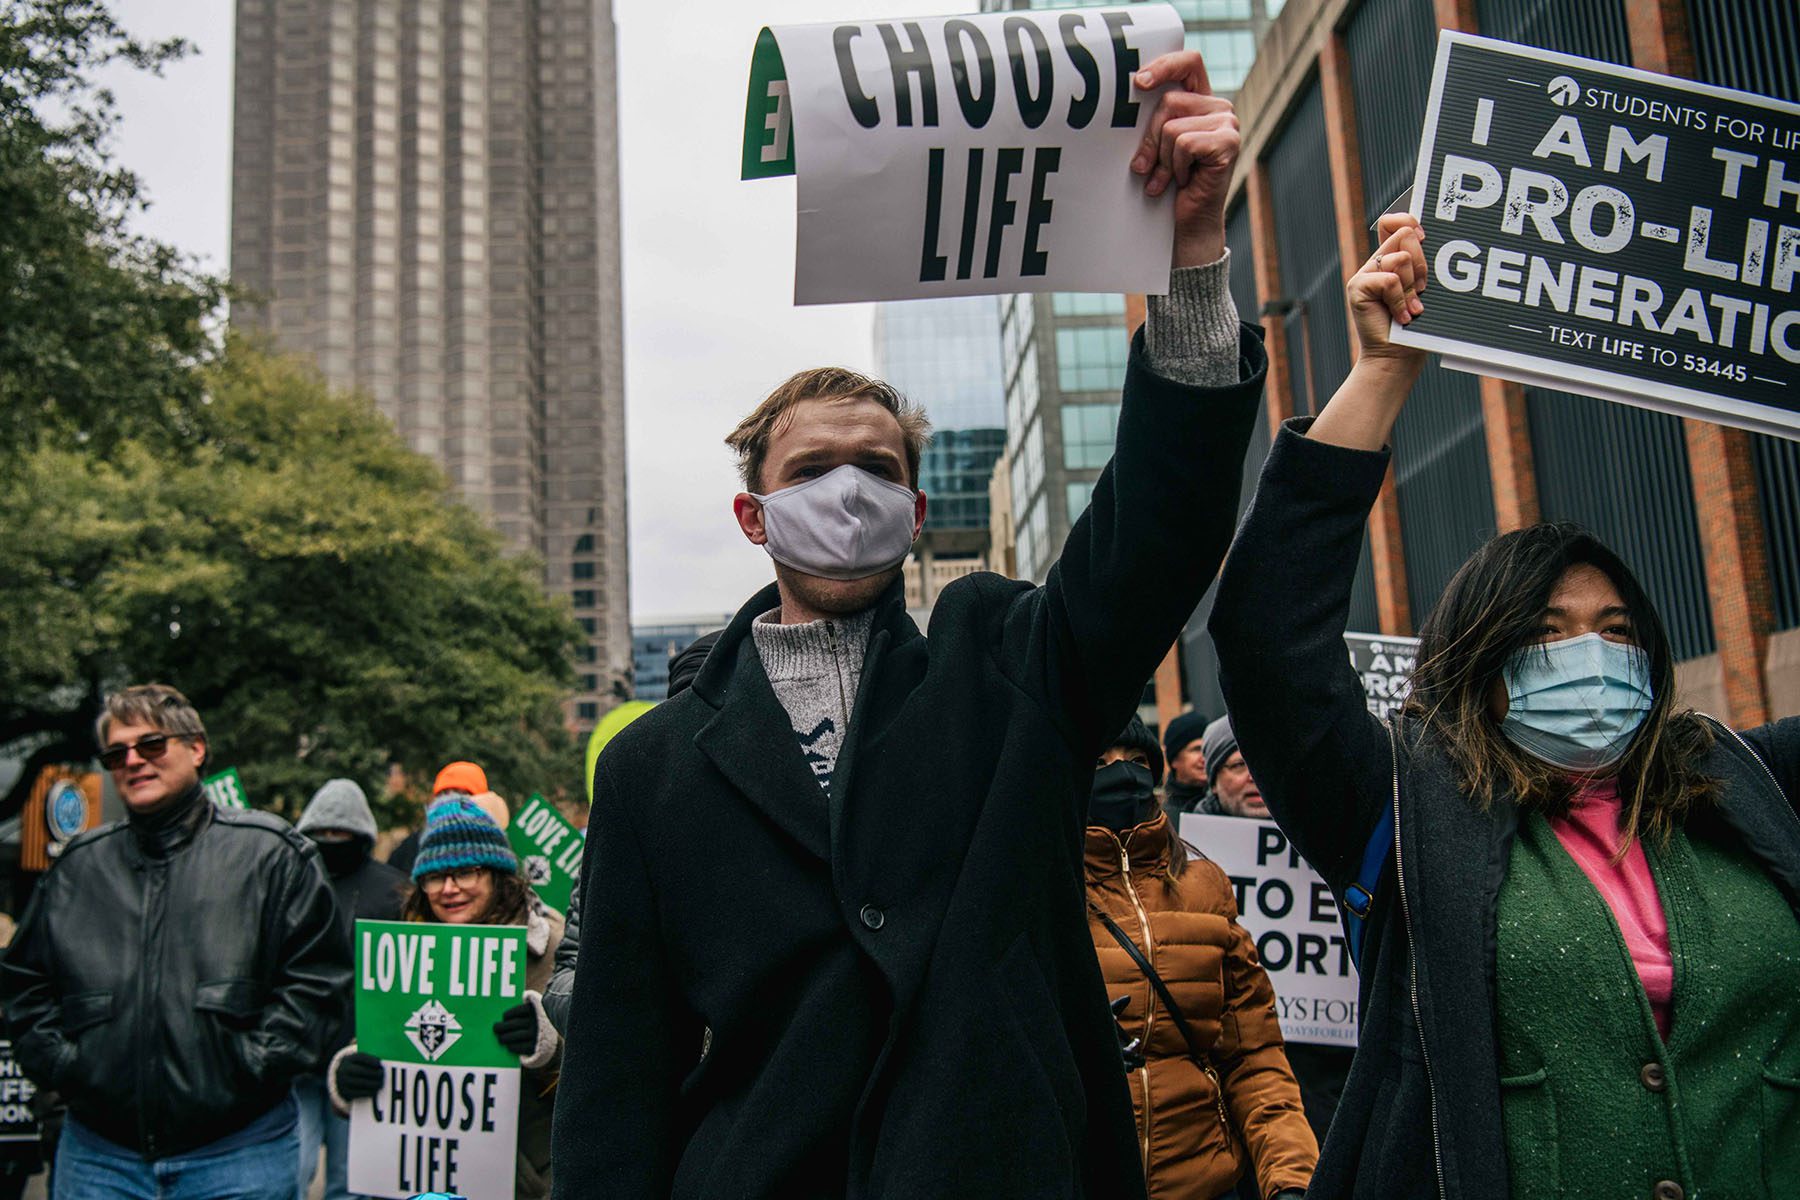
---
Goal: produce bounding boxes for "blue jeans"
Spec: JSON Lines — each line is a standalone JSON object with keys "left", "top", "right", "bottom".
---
{"left": 293, "top": 1075, "right": 357, "bottom": 1200}
{"left": 55, "top": 1094, "right": 299, "bottom": 1200}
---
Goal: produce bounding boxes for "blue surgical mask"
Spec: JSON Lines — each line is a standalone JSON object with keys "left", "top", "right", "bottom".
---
{"left": 1500, "top": 632, "right": 1653, "bottom": 772}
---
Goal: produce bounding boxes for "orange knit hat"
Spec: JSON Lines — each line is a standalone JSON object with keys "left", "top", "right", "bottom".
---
{"left": 432, "top": 760, "right": 488, "bottom": 797}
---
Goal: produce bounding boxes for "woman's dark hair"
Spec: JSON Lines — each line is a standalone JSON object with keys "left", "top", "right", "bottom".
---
{"left": 402, "top": 867, "right": 535, "bottom": 926}
{"left": 1404, "top": 521, "right": 1717, "bottom": 850}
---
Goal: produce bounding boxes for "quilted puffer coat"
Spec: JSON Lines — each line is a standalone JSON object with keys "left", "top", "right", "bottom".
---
{"left": 1084, "top": 811, "right": 1317, "bottom": 1200}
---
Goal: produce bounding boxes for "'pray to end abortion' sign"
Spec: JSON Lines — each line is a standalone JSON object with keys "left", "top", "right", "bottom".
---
{"left": 1392, "top": 31, "right": 1800, "bottom": 439}
{"left": 742, "top": 5, "right": 1184, "bottom": 304}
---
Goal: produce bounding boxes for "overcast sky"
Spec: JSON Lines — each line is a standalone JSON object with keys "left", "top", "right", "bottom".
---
{"left": 102, "top": 0, "right": 949, "bottom": 622}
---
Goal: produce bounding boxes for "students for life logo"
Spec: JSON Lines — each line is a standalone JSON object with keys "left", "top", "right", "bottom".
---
{"left": 522, "top": 855, "right": 552, "bottom": 887}
{"left": 404, "top": 1000, "right": 462, "bottom": 1062}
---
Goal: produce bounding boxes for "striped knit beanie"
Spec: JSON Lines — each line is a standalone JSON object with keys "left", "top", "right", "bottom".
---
{"left": 411, "top": 797, "right": 517, "bottom": 883}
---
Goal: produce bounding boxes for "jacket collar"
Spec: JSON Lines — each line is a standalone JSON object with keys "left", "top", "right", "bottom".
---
{"left": 128, "top": 782, "right": 212, "bottom": 859}
{"left": 1084, "top": 810, "right": 1175, "bottom": 878}
{"left": 691, "top": 577, "right": 917, "bottom": 709}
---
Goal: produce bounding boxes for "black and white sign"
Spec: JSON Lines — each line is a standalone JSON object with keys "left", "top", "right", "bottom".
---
{"left": 1391, "top": 31, "right": 1800, "bottom": 440}
{"left": 1344, "top": 632, "right": 1421, "bottom": 721}
{"left": 1178, "top": 816, "right": 1357, "bottom": 1046}
{"left": 742, "top": 5, "right": 1184, "bottom": 304}
{"left": 0, "top": 1042, "right": 41, "bottom": 1145}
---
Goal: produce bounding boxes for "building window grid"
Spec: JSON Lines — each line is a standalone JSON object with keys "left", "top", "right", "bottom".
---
{"left": 1054, "top": 328, "right": 1130, "bottom": 394}
{"left": 1060, "top": 403, "right": 1120, "bottom": 471}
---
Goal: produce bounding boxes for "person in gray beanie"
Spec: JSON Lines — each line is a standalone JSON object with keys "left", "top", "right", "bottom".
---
{"left": 293, "top": 779, "right": 407, "bottom": 1200}
{"left": 1200, "top": 715, "right": 1268, "bottom": 819}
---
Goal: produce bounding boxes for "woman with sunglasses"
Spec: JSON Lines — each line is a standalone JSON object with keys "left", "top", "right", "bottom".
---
{"left": 328, "top": 798, "right": 565, "bottom": 1198}
{"left": 1208, "top": 211, "right": 1800, "bottom": 1200}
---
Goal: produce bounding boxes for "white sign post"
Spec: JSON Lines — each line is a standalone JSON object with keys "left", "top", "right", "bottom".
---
{"left": 743, "top": 5, "right": 1185, "bottom": 304}
{"left": 1179, "top": 814, "right": 1359, "bottom": 1046}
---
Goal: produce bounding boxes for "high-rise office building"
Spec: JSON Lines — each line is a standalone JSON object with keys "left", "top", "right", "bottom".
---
{"left": 229, "top": 0, "right": 629, "bottom": 728}
{"left": 874, "top": 297, "right": 1007, "bottom": 606}
{"left": 873, "top": 296, "right": 1007, "bottom": 534}
{"left": 981, "top": 0, "right": 1281, "bottom": 581}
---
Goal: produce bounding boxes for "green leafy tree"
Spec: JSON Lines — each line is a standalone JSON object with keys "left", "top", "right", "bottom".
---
{"left": 1, "top": 3, "right": 586, "bottom": 824}
{"left": 1, "top": 341, "right": 586, "bottom": 824}
{"left": 1, "top": 1, "right": 223, "bottom": 456}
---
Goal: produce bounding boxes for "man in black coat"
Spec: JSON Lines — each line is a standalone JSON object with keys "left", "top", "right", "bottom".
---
{"left": 551, "top": 50, "right": 1262, "bottom": 1200}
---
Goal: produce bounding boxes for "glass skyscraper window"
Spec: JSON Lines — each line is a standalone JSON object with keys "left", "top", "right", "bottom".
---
{"left": 1056, "top": 329, "right": 1130, "bottom": 393}
{"left": 1061, "top": 403, "right": 1120, "bottom": 470}
{"left": 1183, "top": 29, "right": 1259, "bottom": 92}
{"left": 875, "top": 296, "right": 1007, "bottom": 532}
{"left": 1052, "top": 293, "right": 1127, "bottom": 317}
{"left": 1066, "top": 481, "right": 1096, "bottom": 525}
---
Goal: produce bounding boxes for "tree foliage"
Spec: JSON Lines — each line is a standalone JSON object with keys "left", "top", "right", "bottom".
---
{"left": 2, "top": 342, "right": 587, "bottom": 824}
{"left": 1, "top": 1, "right": 223, "bottom": 456}
{"left": 0, "top": 3, "right": 587, "bottom": 825}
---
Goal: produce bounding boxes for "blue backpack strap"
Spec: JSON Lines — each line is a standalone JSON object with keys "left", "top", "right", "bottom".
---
{"left": 1342, "top": 805, "right": 1393, "bottom": 970}
{"left": 1342, "top": 718, "right": 1400, "bottom": 971}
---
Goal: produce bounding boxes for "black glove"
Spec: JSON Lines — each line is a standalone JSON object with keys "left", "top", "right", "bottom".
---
{"left": 334, "top": 1051, "right": 384, "bottom": 1101}
{"left": 1110, "top": 996, "right": 1144, "bottom": 1072}
{"left": 494, "top": 1001, "right": 540, "bottom": 1057}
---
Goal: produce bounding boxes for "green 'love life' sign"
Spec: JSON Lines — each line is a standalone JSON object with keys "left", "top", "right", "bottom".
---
{"left": 354, "top": 920, "right": 526, "bottom": 1069}
{"left": 506, "top": 794, "right": 583, "bottom": 917}
{"left": 201, "top": 768, "right": 248, "bottom": 810}
{"left": 349, "top": 920, "right": 527, "bottom": 1198}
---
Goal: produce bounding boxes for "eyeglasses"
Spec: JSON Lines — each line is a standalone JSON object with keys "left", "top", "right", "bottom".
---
{"left": 99, "top": 733, "right": 191, "bottom": 771}
{"left": 420, "top": 868, "right": 489, "bottom": 894}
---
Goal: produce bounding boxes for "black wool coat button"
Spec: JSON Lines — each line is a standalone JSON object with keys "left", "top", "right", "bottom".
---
{"left": 859, "top": 904, "right": 885, "bottom": 931}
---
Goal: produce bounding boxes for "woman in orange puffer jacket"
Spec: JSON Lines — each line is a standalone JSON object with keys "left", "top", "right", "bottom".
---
{"left": 1085, "top": 716, "right": 1317, "bottom": 1200}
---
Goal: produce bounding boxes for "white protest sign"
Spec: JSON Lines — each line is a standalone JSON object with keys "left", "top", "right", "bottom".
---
{"left": 1390, "top": 31, "right": 1800, "bottom": 439}
{"left": 743, "top": 6, "right": 1185, "bottom": 304}
{"left": 347, "top": 920, "right": 526, "bottom": 1199}
{"left": 348, "top": 1063, "right": 521, "bottom": 1199}
{"left": 1180, "top": 813, "right": 1358, "bottom": 1046}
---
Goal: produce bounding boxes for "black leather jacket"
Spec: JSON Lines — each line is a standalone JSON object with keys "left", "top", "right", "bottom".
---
{"left": 0, "top": 785, "right": 351, "bottom": 1159}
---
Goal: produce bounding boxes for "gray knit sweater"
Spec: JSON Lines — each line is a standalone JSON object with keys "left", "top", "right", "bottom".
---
{"left": 753, "top": 255, "right": 1240, "bottom": 786}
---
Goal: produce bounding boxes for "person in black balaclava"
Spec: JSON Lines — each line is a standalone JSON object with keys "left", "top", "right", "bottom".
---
{"left": 293, "top": 778, "right": 407, "bottom": 1200}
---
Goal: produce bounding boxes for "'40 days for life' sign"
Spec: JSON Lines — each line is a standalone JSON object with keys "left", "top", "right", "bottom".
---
{"left": 348, "top": 920, "right": 527, "bottom": 1200}
{"left": 507, "top": 793, "right": 583, "bottom": 917}
{"left": 1391, "top": 31, "right": 1800, "bottom": 439}
{"left": 742, "top": 5, "right": 1183, "bottom": 304}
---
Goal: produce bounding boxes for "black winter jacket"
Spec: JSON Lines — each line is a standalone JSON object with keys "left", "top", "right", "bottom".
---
{"left": 0, "top": 786, "right": 352, "bottom": 1159}
{"left": 550, "top": 328, "right": 1267, "bottom": 1200}
{"left": 1210, "top": 420, "right": 1800, "bottom": 1200}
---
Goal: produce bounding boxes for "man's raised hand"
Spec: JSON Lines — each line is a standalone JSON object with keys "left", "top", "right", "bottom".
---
{"left": 1130, "top": 50, "right": 1240, "bottom": 269}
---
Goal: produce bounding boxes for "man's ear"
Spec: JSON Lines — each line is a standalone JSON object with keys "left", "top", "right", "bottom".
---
{"left": 190, "top": 736, "right": 208, "bottom": 772}
{"left": 912, "top": 491, "right": 928, "bottom": 538}
{"left": 734, "top": 494, "right": 769, "bottom": 546}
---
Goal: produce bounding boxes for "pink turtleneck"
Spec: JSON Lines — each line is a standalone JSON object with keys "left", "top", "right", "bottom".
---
{"left": 1545, "top": 778, "right": 1673, "bottom": 1038}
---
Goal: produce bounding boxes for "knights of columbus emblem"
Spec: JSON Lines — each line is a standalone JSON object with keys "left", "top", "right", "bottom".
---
{"left": 404, "top": 999, "right": 462, "bottom": 1062}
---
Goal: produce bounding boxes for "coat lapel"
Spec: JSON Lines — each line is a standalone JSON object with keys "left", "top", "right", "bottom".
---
{"left": 692, "top": 588, "right": 832, "bottom": 863}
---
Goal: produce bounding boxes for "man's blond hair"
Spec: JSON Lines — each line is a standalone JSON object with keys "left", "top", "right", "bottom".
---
{"left": 725, "top": 367, "right": 931, "bottom": 493}
{"left": 95, "top": 683, "right": 207, "bottom": 750}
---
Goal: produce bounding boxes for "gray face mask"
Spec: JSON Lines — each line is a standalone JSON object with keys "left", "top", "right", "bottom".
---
{"left": 751, "top": 464, "right": 919, "bottom": 581}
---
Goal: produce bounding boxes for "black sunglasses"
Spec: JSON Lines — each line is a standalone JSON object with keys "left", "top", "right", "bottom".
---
{"left": 99, "top": 733, "right": 191, "bottom": 771}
